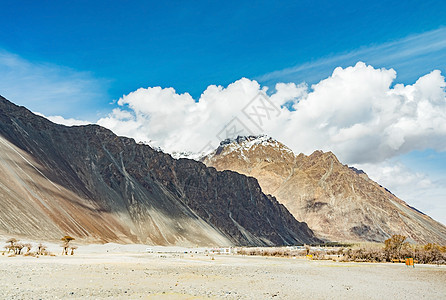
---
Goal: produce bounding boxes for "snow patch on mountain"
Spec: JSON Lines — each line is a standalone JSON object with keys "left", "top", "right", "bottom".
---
{"left": 217, "top": 135, "right": 294, "bottom": 157}
{"left": 169, "top": 135, "right": 294, "bottom": 161}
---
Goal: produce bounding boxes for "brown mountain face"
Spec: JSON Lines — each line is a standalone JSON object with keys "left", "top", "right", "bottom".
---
{"left": 202, "top": 136, "right": 446, "bottom": 244}
{"left": 0, "top": 96, "right": 320, "bottom": 246}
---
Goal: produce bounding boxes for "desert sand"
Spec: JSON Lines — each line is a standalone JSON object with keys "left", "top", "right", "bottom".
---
{"left": 1, "top": 243, "right": 445, "bottom": 299}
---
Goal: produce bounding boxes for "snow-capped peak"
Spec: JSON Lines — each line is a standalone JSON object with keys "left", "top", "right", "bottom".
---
{"left": 216, "top": 135, "right": 294, "bottom": 157}
{"left": 220, "top": 134, "right": 272, "bottom": 146}
{"left": 171, "top": 135, "right": 294, "bottom": 161}
{"left": 170, "top": 150, "right": 206, "bottom": 160}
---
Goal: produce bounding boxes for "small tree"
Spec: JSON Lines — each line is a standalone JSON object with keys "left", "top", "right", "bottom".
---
{"left": 37, "top": 243, "right": 47, "bottom": 255}
{"left": 14, "top": 243, "right": 24, "bottom": 255}
{"left": 5, "top": 238, "right": 17, "bottom": 254}
{"left": 22, "top": 243, "right": 32, "bottom": 254}
{"left": 61, "top": 236, "right": 75, "bottom": 255}
{"left": 384, "top": 235, "right": 407, "bottom": 260}
{"left": 424, "top": 243, "right": 442, "bottom": 263}
{"left": 70, "top": 246, "right": 78, "bottom": 255}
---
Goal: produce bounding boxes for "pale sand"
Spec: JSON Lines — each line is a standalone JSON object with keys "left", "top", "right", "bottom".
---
{"left": 1, "top": 248, "right": 445, "bottom": 300}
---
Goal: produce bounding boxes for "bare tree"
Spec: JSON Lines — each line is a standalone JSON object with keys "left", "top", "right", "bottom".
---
{"left": 5, "top": 238, "right": 17, "bottom": 254}
{"left": 37, "top": 243, "right": 47, "bottom": 255}
{"left": 70, "top": 245, "right": 78, "bottom": 255}
{"left": 14, "top": 243, "right": 24, "bottom": 255}
{"left": 61, "top": 236, "right": 75, "bottom": 255}
{"left": 22, "top": 243, "right": 32, "bottom": 254}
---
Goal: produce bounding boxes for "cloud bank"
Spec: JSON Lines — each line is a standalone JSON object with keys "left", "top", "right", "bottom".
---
{"left": 34, "top": 112, "right": 91, "bottom": 127}
{"left": 98, "top": 62, "right": 446, "bottom": 165}
{"left": 356, "top": 160, "right": 446, "bottom": 224}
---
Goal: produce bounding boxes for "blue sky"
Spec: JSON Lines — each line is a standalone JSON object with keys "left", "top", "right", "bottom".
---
{"left": 1, "top": 0, "right": 446, "bottom": 114}
{"left": 1, "top": 1, "right": 446, "bottom": 223}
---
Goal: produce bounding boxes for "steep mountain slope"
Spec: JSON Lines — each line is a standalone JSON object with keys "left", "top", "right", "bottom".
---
{"left": 202, "top": 135, "right": 446, "bottom": 244}
{"left": 0, "top": 96, "right": 319, "bottom": 246}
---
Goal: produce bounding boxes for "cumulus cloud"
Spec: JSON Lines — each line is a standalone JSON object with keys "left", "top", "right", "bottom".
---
{"left": 98, "top": 62, "right": 446, "bottom": 165}
{"left": 355, "top": 160, "right": 446, "bottom": 224}
{"left": 357, "top": 162, "right": 435, "bottom": 192}
{"left": 98, "top": 78, "right": 271, "bottom": 152}
{"left": 34, "top": 113, "right": 92, "bottom": 127}
{"left": 285, "top": 63, "right": 446, "bottom": 163}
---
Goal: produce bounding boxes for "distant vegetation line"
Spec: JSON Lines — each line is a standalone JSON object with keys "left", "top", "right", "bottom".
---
{"left": 237, "top": 235, "right": 446, "bottom": 265}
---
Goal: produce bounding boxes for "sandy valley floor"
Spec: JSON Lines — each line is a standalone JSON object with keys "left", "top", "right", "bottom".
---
{"left": 1, "top": 250, "right": 446, "bottom": 300}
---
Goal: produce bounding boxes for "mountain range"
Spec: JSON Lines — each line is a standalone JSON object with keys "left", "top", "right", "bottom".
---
{"left": 202, "top": 135, "right": 446, "bottom": 244}
{"left": 2, "top": 96, "right": 445, "bottom": 246}
{"left": 0, "top": 96, "right": 319, "bottom": 246}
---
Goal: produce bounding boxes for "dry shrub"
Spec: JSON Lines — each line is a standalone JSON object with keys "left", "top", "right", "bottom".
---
{"left": 339, "top": 236, "right": 446, "bottom": 264}
{"left": 238, "top": 246, "right": 316, "bottom": 258}
{"left": 237, "top": 236, "right": 446, "bottom": 265}
{"left": 2, "top": 239, "right": 53, "bottom": 257}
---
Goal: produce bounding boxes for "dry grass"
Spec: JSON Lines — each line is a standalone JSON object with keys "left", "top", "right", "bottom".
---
{"left": 237, "top": 236, "right": 446, "bottom": 265}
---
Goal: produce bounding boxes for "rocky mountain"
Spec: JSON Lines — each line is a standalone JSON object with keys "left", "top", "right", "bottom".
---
{"left": 0, "top": 97, "right": 320, "bottom": 246}
{"left": 202, "top": 135, "right": 446, "bottom": 244}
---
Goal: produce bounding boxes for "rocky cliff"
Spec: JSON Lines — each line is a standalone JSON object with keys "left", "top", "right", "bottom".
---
{"left": 202, "top": 135, "right": 446, "bottom": 244}
{"left": 0, "top": 96, "right": 319, "bottom": 246}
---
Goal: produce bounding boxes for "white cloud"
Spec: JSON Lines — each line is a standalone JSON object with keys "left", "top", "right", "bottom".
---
{"left": 98, "top": 78, "right": 269, "bottom": 152}
{"left": 356, "top": 161, "right": 446, "bottom": 225}
{"left": 357, "top": 162, "right": 434, "bottom": 191}
{"left": 34, "top": 113, "right": 92, "bottom": 127}
{"left": 286, "top": 63, "right": 446, "bottom": 163}
{"left": 7, "top": 57, "right": 441, "bottom": 224}
{"left": 96, "top": 63, "right": 446, "bottom": 225}
{"left": 98, "top": 62, "right": 446, "bottom": 165}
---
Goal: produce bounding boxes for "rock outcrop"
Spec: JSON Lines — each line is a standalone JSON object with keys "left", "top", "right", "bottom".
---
{"left": 202, "top": 135, "right": 446, "bottom": 244}
{"left": 0, "top": 96, "right": 319, "bottom": 246}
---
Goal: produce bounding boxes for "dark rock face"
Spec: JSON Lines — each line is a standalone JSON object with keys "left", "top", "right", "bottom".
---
{"left": 0, "top": 96, "right": 319, "bottom": 246}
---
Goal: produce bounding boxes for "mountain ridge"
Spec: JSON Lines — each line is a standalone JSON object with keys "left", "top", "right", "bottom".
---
{"left": 202, "top": 135, "right": 446, "bottom": 244}
{"left": 0, "top": 96, "right": 320, "bottom": 246}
